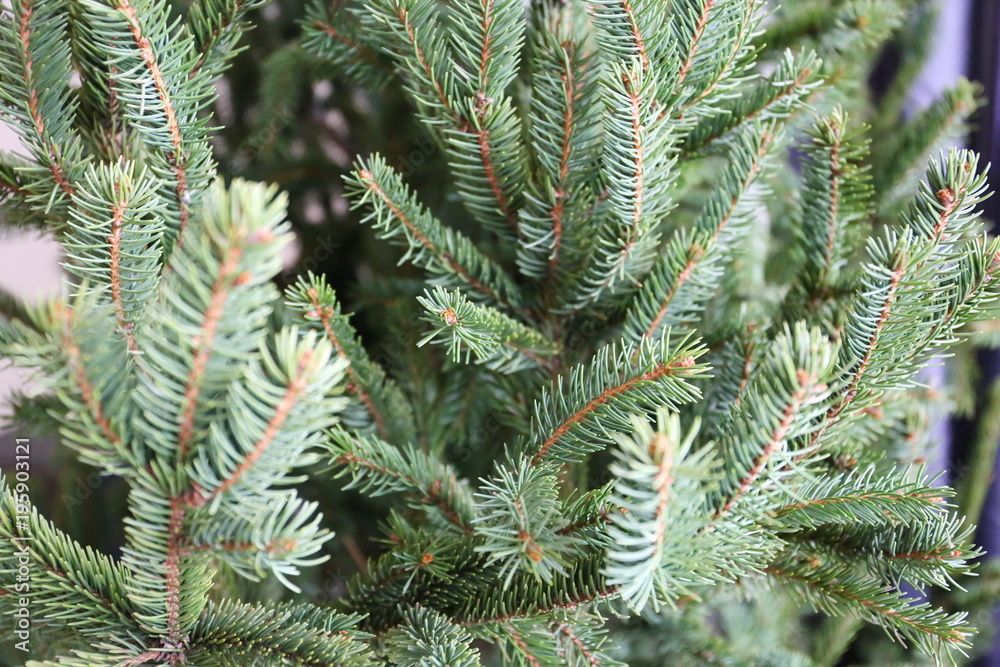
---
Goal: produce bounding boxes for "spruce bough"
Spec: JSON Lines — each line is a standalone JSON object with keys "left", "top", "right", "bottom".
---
{"left": 0, "top": 0, "right": 997, "bottom": 664}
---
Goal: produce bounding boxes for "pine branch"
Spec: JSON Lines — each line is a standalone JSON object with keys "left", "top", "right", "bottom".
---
{"left": 417, "top": 286, "right": 560, "bottom": 374}
{"left": 360, "top": 0, "right": 460, "bottom": 122}
{"left": 450, "top": 553, "right": 618, "bottom": 627}
{"left": 589, "top": 0, "right": 669, "bottom": 75}
{"left": 24, "top": 641, "right": 166, "bottom": 667}
{"left": 119, "top": 481, "right": 214, "bottom": 645}
{"left": 0, "top": 154, "right": 32, "bottom": 202}
{"left": 558, "top": 484, "right": 616, "bottom": 550}
{"left": 339, "top": 529, "right": 477, "bottom": 631}
{"left": 915, "top": 236, "right": 1000, "bottom": 353}
{"left": 360, "top": 0, "right": 528, "bottom": 237}
{"left": 674, "top": 0, "right": 722, "bottom": 89}
{"left": 49, "top": 180, "right": 349, "bottom": 660}
{"left": 473, "top": 459, "right": 576, "bottom": 586}
{"left": 562, "top": 59, "right": 678, "bottom": 311}
{"left": 898, "top": 149, "right": 990, "bottom": 257}
{"left": 186, "top": 0, "right": 266, "bottom": 79}
{"left": 61, "top": 162, "right": 165, "bottom": 350}
{"left": 682, "top": 49, "right": 823, "bottom": 153}
{"left": 325, "top": 427, "right": 477, "bottom": 533}
{"left": 621, "top": 123, "right": 778, "bottom": 345}
{"left": 766, "top": 459, "right": 978, "bottom": 590}
{"left": 670, "top": 0, "right": 763, "bottom": 114}
{"left": 385, "top": 606, "right": 482, "bottom": 667}
{"left": 0, "top": 0, "right": 85, "bottom": 213}
{"left": 118, "top": 320, "right": 346, "bottom": 650}
{"left": 301, "top": 0, "right": 393, "bottom": 86}
{"left": 695, "top": 313, "right": 765, "bottom": 437}
{"left": 78, "top": 0, "right": 218, "bottom": 249}
{"left": 490, "top": 613, "right": 625, "bottom": 667}
{"left": 448, "top": 0, "right": 524, "bottom": 99}
{"left": 0, "top": 478, "right": 144, "bottom": 640}
{"left": 527, "top": 335, "right": 707, "bottom": 465}
{"left": 0, "top": 296, "right": 134, "bottom": 475}
{"left": 286, "top": 272, "right": 418, "bottom": 443}
{"left": 790, "top": 108, "right": 872, "bottom": 296}
{"left": 440, "top": 93, "right": 528, "bottom": 238}
{"left": 790, "top": 515, "right": 977, "bottom": 590}
{"left": 342, "top": 536, "right": 616, "bottom": 634}
{"left": 621, "top": 229, "right": 719, "bottom": 346}
{"left": 344, "top": 154, "right": 526, "bottom": 314}
{"left": 517, "top": 6, "right": 602, "bottom": 289}
{"left": 55, "top": 299, "right": 138, "bottom": 475}
{"left": 66, "top": 7, "right": 130, "bottom": 164}
{"left": 603, "top": 409, "right": 726, "bottom": 611}
{"left": 188, "top": 599, "right": 373, "bottom": 666}
{"left": 873, "top": 80, "right": 983, "bottom": 211}
{"left": 549, "top": 614, "right": 625, "bottom": 667}
{"left": 764, "top": 552, "right": 973, "bottom": 659}
{"left": 806, "top": 153, "right": 998, "bottom": 453}
{"left": 769, "top": 463, "right": 954, "bottom": 531}
{"left": 756, "top": 0, "right": 905, "bottom": 60}
{"left": 132, "top": 180, "right": 290, "bottom": 461}
{"left": 712, "top": 323, "right": 839, "bottom": 518}
{"left": 188, "top": 327, "right": 347, "bottom": 507}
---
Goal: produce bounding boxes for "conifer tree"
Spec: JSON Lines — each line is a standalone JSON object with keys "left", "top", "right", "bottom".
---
{"left": 0, "top": 0, "right": 998, "bottom": 665}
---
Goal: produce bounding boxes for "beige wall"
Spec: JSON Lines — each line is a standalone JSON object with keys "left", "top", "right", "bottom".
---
{"left": 0, "top": 123, "right": 63, "bottom": 419}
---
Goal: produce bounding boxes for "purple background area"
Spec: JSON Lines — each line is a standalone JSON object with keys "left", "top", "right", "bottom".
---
{"left": 966, "top": 2, "right": 1000, "bottom": 665}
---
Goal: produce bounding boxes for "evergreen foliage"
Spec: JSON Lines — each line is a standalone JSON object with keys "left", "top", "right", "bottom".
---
{"left": 0, "top": 0, "right": 997, "bottom": 665}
